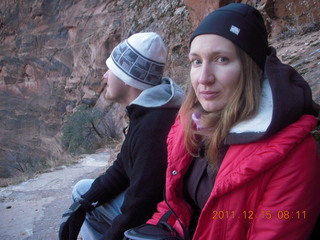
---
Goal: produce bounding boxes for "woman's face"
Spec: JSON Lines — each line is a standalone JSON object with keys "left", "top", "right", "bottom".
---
{"left": 189, "top": 34, "right": 241, "bottom": 113}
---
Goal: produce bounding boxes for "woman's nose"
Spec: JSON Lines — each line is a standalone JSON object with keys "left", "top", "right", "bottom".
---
{"left": 198, "top": 64, "right": 214, "bottom": 85}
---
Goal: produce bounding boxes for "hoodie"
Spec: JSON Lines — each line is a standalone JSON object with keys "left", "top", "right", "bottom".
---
{"left": 226, "top": 47, "right": 319, "bottom": 144}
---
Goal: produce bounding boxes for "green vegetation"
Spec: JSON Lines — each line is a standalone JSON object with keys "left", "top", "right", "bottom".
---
{"left": 62, "top": 105, "right": 122, "bottom": 154}
{"left": 312, "top": 125, "right": 320, "bottom": 144}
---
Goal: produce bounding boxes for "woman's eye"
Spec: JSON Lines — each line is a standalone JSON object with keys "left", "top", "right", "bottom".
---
{"left": 217, "top": 57, "right": 228, "bottom": 63}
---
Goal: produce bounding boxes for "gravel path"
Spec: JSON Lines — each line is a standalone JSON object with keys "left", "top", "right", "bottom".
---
{"left": 0, "top": 151, "right": 110, "bottom": 240}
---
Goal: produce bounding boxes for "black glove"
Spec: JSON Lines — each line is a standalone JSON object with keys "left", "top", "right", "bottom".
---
{"left": 59, "top": 198, "right": 96, "bottom": 240}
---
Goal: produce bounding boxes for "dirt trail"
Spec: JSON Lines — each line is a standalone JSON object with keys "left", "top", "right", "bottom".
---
{"left": 0, "top": 151, "right": 110, "bottom": 240}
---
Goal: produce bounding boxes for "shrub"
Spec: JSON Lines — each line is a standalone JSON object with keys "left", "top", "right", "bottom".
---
{"left": 62, "top": 105, "right": 122, "bottom": 154}
{"left": 312, "top": 125, "right": 320, "bottom": 144}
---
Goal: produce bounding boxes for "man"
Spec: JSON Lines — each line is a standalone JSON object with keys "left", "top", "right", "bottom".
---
{"left": 59, "top": 32, "right": 183, "bottom": 240}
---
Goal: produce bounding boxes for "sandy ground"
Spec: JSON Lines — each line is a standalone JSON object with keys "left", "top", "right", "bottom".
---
{"left": 0, "top": 151, "right": 110, "bottom": 240}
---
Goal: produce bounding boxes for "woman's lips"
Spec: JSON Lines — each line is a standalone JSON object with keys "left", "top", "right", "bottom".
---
{"left": 200, "top": 91, "right": 220, "bottom": 100}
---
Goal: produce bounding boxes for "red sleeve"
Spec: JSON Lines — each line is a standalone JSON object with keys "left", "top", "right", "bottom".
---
{"left": 147, "top": 200, "right": 170, "bottom": 225}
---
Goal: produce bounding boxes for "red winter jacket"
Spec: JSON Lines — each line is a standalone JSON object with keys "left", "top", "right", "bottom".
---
{"left": 148, "top": 115, "right": 320, "bottom": 240}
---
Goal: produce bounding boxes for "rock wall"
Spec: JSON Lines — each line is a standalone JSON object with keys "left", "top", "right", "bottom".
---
{"left": 0, "top": 0, "right": 319, "bottom": 184}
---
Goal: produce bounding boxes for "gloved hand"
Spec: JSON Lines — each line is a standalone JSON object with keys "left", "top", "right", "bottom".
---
{"left": 59, "top": 198, "right": 95, "bottom": 240}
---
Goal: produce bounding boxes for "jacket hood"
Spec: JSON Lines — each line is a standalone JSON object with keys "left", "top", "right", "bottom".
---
{"left": 225, "top": 47, "right": 319, "bottom": 145}
{"left": 129, "top": 77, "right": 184, "bottom": 108}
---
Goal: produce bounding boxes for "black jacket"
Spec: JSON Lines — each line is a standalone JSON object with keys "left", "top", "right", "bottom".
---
{"left": 82, "top": 78, "right": 183, "bottom": 239}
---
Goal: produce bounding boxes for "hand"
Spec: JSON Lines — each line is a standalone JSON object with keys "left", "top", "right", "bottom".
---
{"left": 59, "top": 198, "right": 95, "bottom": 240}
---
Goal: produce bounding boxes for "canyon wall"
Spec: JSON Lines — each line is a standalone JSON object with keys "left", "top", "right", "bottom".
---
{"left": 0, "top": 0, "right": 319, "bottom": 184}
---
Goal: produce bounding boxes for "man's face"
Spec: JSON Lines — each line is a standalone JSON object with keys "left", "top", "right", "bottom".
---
{"left": 102, "top": 70, "right": 128, "bottom": 104}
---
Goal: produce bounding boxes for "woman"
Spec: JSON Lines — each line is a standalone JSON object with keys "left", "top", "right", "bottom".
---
{"left": 125, "top": 3, "right": 320, "bottom": 240}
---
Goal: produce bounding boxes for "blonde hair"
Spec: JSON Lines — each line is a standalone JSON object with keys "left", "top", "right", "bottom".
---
{"left": 180, "top": 46, "right": 263, "bottom": 168}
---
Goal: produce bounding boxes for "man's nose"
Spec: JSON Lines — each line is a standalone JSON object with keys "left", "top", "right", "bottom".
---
{"left": 97, "top": 72, "right": 108, "bottom": 94}
{"left": 103, "top": 71, "right": 108, "bottom": 79}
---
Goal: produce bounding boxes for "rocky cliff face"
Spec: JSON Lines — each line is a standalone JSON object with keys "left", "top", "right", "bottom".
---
{"left": 0, "top": 0, "right": 319, "bottom": 184}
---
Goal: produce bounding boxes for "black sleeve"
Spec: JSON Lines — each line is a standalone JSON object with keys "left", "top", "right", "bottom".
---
{"left": 82, "top": 151, "right": 130, "bottom": 204}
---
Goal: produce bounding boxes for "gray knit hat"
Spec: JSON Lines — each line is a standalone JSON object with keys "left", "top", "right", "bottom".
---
{"left": 106, "top": 32, "right": 167, "bottom": 90}
{"left": 190, "top": 3, "right": 268, "bottom": 70}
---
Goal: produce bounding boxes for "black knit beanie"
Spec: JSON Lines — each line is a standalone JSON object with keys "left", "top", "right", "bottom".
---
{"left": 190, "top": 3, "right": 268, "bottom": 70}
